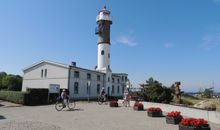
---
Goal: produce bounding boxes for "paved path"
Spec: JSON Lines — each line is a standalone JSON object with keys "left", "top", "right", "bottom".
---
{"left": 0, "top": 100, "right": 220, "bottom": 130}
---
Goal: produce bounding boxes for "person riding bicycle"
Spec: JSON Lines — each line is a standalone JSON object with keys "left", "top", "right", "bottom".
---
{"left": 61, "top": 89, "right": 69, "bottom": 107}
{"left": 100, "top": 87, "right": 107, "bottom": 101}
{"left": 123, "top": 87, "right": 131, "bottom": 106}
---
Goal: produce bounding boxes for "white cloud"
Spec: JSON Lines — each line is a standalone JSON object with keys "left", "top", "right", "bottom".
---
{"left": 164, "top": 42, "right": 174, "bottom": 49}
{"left": 201, "top": 33, "right": 220, "bottom": 50}
{"left": 115, "top": 35, "right": 137, "bottom": 47}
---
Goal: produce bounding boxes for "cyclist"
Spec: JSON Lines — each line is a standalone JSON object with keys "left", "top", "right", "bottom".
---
{"left": 100, "top": 87, "right": 107, "bottom": 102}
{"left": 123, "top": 87, "right": 131, "bottom": 106}
{"left": 61, "top": 89, "right": 69, "bottom": 107}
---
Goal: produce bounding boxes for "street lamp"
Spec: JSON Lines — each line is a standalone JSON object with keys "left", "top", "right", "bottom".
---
{"left": 87, "top": 81, "right": 91, "bottom": 102}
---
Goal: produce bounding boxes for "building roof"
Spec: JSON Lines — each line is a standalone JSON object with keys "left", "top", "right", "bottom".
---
{"left": 23, "top": 60, "right": 70, "bottom": 72}
{"left": 112, "top": 73, "right": 128, "bottom": 76}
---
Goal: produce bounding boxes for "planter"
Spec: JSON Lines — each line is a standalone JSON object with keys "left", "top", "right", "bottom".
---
{"left": 147, "top": 110, "right": 162, "bottom": 117}
{"left": 133, "top": 105, "right": 144, "bottom": 111}
{"left": 110, "top": 102, "right": 118, "bottom": 107}
{"left": 166, "top": 116, "right": 182, "bottom": 124}
{"left": 179, "top": 125, "right": 210, "bottom": 130}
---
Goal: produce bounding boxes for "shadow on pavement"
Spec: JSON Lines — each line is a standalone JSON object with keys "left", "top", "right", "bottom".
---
{"left": 66, "top": 108, "right": 84, "bottom": 111}
{"left": 0, "top": 115, "right": 6, "bottom": 120}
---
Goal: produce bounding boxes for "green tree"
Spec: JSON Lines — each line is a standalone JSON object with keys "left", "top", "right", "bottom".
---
{"left": 2, "top": 75, "right": 22, "bottom": 91}
{"left": 0, "top": 72, "right": 7, "bottom": 89}
{"left": 140, "top": 77, "right": 173, "bottom": 103}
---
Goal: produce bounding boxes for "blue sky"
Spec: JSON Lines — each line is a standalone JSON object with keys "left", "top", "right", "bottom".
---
{"left": 0, "top": 0, "right": 220, "bottom": 92}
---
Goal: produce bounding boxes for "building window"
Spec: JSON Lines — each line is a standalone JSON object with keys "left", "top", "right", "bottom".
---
{"left": 112, "top": 85, "right": 114, "bottom": 94}
{"left": 117, "top": 86, "right": 120, "bottom": 93}
{"left": 74, "top": 82, "right": 79, "bottom": 94}
{"left": 97, "top": 84, "right": 100, "bottom": 94}
{"left": 101, "top": 50, "right": 104, "bottom": 55}
{"left": 87, "top": 73, "right": 91, "bottom": 80}
{"left": 125, "top": 77, "right": 127, "bottom": 81}
{"left": 74, "top": 71, "right": 79, "bottom": 78}
{"left": 117, "top": 79, "right": 120, "bottom": 83}
{"left": 41, "top": 69, "right": 43, "bottom": 78}
{"left": 44, "top": 69, "right": 47, "bottom": 78}
{"left": 108, "top": 77, "right": 110, "bottom": 82}
{"left": 112, "top": 78, "right": 114, "bottom": 83}
{"left": 97, "top": 75, "right": 100, "bottom": 81}
{"left": 122, "top": 76, "right": 124, "bottom": 81}
{"left": 108, "top": 53, "right": 110, "bottom": 58}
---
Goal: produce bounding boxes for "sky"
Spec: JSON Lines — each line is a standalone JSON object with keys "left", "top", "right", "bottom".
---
{"left": 0, "top": 0, "right": 220, "bottom": 92}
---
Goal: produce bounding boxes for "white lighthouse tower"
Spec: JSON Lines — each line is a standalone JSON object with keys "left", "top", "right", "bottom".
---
{"left": 95, "top": 6, "right": 112, "bottom": 95}
{"left": 96, "top": 6, "right": 112, "bottom": 72}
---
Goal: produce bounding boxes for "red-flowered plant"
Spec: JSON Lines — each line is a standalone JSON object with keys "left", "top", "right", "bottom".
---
{"left": 167, "top": 111, "right": 182, "bottom": 117}
{"left": 147, "top": 107, "right": 162, "bottom": 112}
{"left": 181, "top": 118, "right": 209, "bottom": 127}
{"left": 134, "top": 102, "right": 143, "bottom": 107}
{"left": 110, "top": 100, "right": 118, "bottom": 104}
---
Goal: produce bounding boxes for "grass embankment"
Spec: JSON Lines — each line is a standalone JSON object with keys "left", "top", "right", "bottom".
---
{"left": 180, "top": 94, "right": 220, "bottom": 112}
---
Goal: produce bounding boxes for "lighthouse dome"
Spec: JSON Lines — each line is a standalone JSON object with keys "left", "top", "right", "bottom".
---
{"left": 96, "top": 6, "right": 111, "bottom": 22}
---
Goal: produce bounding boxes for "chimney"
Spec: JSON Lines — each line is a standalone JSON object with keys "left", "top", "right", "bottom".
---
{"left": 71, "top": 62, "right": 76, "bottom": 67}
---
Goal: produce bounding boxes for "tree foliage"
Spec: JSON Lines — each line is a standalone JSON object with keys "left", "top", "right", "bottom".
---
{"left": 140, "top": 77, "right": 173, "bottom": 103}
{"left": 0, "top": 72, "right": 22, "bottom": 91}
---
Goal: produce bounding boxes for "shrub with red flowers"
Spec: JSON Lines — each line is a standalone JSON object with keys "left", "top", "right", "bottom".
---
{"left": 181, "top": 118, "right": 209, "bottom": 128}
{"left": 134, "top": 102, "right": 143, "bottom": 107}
{"left": 133, "top": 101, "right": 144, "bottom": 111}
{"left": 147, "top": 107, "right": 162, "bottom": 112}
{"left": 110, "top": 100, "right": 118, "bottom": 107}
{"left": 167, "top": 111, "right": 182, "bottom": 117}
{"left": 166, "top": 111, "right": 182, "bottom": 124}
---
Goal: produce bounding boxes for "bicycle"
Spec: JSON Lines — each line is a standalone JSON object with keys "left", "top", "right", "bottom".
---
{"left": 55, "top": 96, "right": 76, "bottom": 111}
{"left": 97, "top": 95, "right": 108, "bottom": 105}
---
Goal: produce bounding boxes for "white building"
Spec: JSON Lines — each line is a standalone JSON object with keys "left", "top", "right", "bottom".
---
{"left": 22, "top": 6, "right": 129, "bottom": 99}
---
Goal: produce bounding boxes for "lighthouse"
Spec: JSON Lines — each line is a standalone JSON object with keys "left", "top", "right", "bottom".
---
{"left": 95, "top": 6, "right": 113, "bottom": 95}
{"left": 95, "top": 6, "right": 112, "bottom": 72}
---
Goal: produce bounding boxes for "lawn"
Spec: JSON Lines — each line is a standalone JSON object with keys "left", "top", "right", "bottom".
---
{"left": 180, "top": 95, "right": 220, "bottom": 112}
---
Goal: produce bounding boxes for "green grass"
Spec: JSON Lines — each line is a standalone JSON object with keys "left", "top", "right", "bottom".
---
{"left": 179, "top": 95, "right": 220, "bottom": 112}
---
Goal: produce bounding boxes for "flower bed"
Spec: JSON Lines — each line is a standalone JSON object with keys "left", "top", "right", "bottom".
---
{"left": 179, "top": 118, "right": 210, "bottom": 130}
{"left": 147, "top": 107, "right": 162, "bottom": 117}
{"left": 109, "top": 100, "right": 118, "bottom": 107}
{"left": 133, "top": 102, "right": 144, "bottom": 111}
{"left": 166, "top": 111, "right": 182, "bottom": 124}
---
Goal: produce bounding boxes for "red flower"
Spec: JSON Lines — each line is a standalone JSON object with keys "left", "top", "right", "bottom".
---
{"left": 167, "top": 111, "right": 181, "bottom": 117}
{"left": 181, "top": 118, "right": 209, "bottom": 127}
{"left": 111, "top": 100, "right": 118, "bottom": 104}
{"left": 134, "top": 102, "right": 143, "bottom": 107}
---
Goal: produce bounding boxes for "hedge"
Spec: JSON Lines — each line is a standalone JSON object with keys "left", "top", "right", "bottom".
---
{"left": 25, "top": 88, "right": 49, "bottom": 105}
{"left": 0, "top": 90, "right": 27, "bottom": 104}
{"left": 0, "top": 89, "right": 49, "bottom": 105}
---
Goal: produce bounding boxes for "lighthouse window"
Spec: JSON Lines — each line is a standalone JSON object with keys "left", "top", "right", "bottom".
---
{"left": 101, "top": 50, "right": 104, "bottom": 55}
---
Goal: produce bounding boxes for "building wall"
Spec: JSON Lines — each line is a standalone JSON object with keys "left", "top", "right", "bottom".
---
{"left": 69, "top": 67, "right": 105, "bottom": 99}
{"left": 68, "top": 67, "right": 125, "bottom": 99}
{"left": 22, "top": 62, "right": 69, "bottom": 91}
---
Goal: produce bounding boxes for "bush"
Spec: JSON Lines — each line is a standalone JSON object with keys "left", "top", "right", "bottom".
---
{"left": 140, "top": 77, "right": 173, "bottom": 103}
{"left": 0, "top": 90, "right": 28, "bottom": 104}
{"left": 25, "top": 88, "right": 49, "bottom": 105}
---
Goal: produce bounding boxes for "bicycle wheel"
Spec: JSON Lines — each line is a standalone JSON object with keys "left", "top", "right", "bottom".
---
{"left": 67, "top": 99, "right": 76, "bottom": 110}
{"left": 122, "top": 100, "right": 127, "bottom": 107}
{"left": 55, "top": 101, "right": 63, "bottom": 111}
{"left": 97, "top": 96, "right": 103, "bottom": 105}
